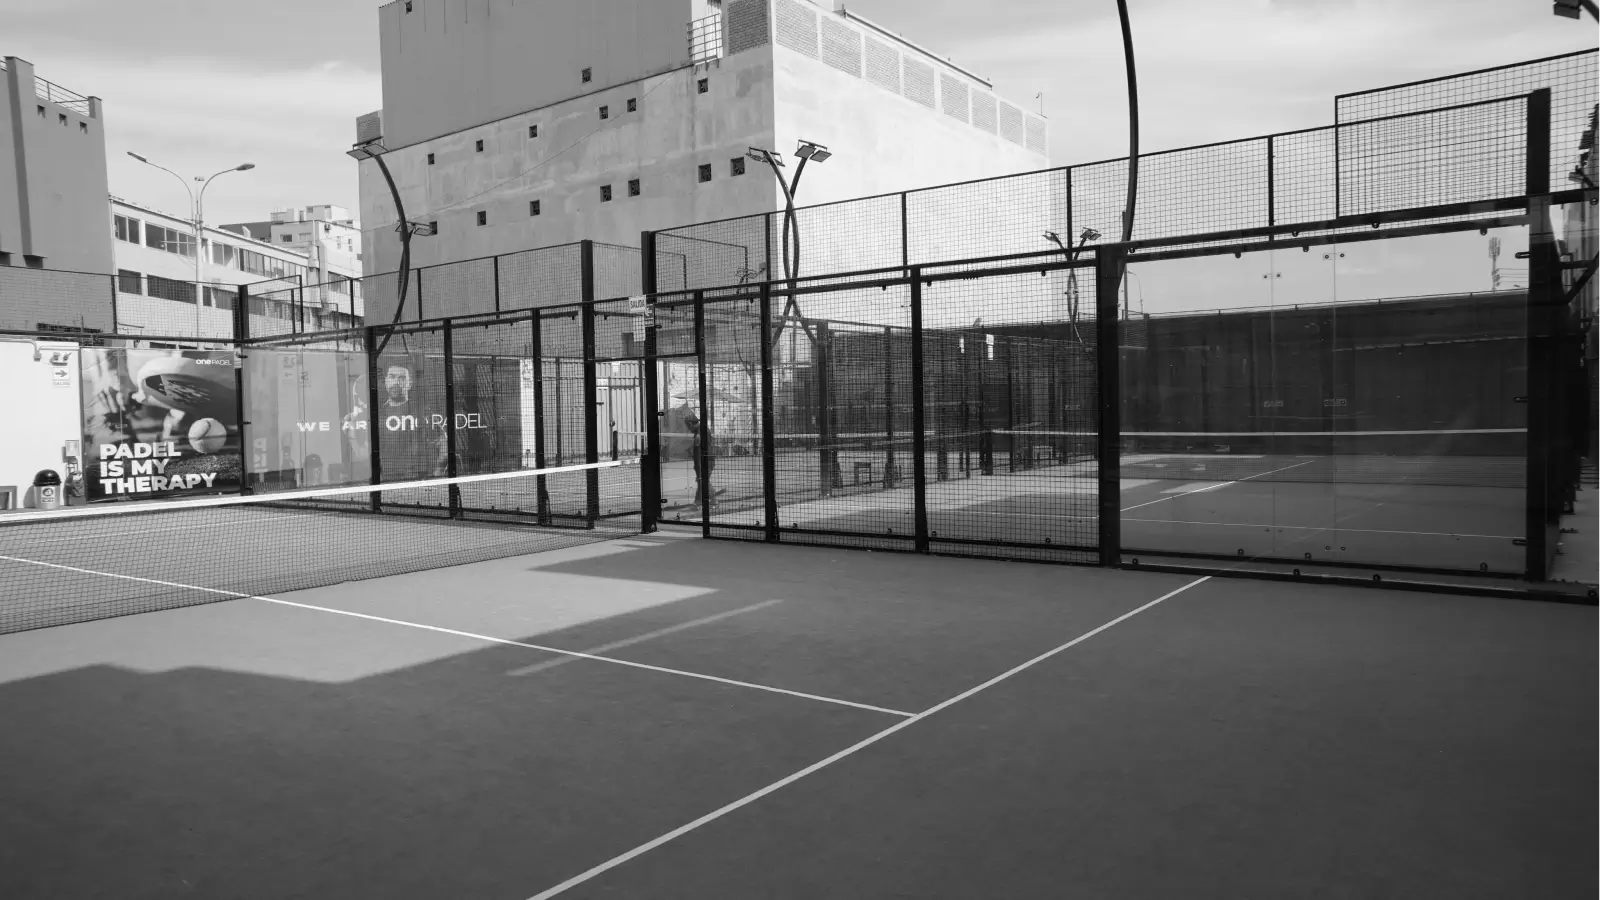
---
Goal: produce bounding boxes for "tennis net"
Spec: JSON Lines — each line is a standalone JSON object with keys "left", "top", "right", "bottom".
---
{"left": 0, "top": 460, "right": 638, "bottom": 634}
{"left": 987, "top": 428, "right": 1527, "bottom": 488}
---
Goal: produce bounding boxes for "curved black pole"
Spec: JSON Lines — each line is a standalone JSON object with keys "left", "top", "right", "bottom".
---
{"left": 372, "top": 152, "right": 413, "bottom": 355}
{"left": 1117, "top": 0, "right": 1139, "bottom": 246}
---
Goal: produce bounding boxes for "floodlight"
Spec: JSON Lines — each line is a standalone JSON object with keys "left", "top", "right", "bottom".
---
{"left": 748, "top": 146, "right": 784, "bottom": 167}
{"left": 346, "top": 138, "right": 390, "bottom": 161}
{"left": 236, "top": 163, "right": 256, "bottom": 172}
{"left": 1079, "top": 227, "right": 1102, "bottom": 243}
{"left": 795, "top": 140, "right": 831, "bottom": 162}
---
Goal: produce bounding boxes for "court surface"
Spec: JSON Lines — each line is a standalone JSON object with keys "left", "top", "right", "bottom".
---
{"left": 1, "top": 534, "right": 1592, "bottom": 899}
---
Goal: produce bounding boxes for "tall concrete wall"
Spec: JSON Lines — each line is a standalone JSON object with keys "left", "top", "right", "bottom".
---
{"left": 358, "top": 47, "right": 779, "bottom": 278}
{"left": 0, "top": 57, "right": 112, "bottom": 274}
{"left": 379, "top": 0, "right": 698, "bottom": 149}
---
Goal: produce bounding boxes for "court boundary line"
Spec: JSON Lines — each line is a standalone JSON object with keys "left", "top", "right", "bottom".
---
{"left": 1119, "top": 460, "right": 1320, "bottom": 512}
{"left": 524, "top": 575, "right": 1212, "bottom": 900}
{"left": 0, "top": 554, "right": 913, "bottom": 718}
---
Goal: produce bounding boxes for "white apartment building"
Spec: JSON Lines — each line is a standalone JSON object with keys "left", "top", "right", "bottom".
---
{"left": 111, "top": 196, "right": 364, "bottom": 340}
{"left": 354, "top": 0, "right": 1051, "bottom": 317}
{"left": 222, "top": 204, "right": 363, "bottom": 278}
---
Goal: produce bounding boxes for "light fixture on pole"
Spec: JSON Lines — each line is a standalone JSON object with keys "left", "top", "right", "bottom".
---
{"left": 127, "top": 152, "right": 255, "bottom": 305}
{"left": 349, "top": 136, "right": 431, "bottom": 349}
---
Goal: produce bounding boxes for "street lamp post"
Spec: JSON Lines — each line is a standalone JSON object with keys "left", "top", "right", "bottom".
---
{"left": 127, "top": 152, "right": 255, "bottom": 304}
{"left": 348, "top": 138, "right": 435, "bottom": 352}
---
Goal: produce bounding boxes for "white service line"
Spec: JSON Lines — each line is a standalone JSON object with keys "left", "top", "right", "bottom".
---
{"left": 0, "top": 555, "right": 912, "bottom": 718}
{"left": 507, "top": 599, "right": 785, "bottom": 677}
{"left": 1119, "top": 459, "right": 1321, "bottom": 513}
{"left": 524, "top": 575, "right": 1212, "bottom": 900}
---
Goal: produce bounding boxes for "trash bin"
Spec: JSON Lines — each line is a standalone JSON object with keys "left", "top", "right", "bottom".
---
{"left": 32, "top": 469, "right": 63, "bottom": 511}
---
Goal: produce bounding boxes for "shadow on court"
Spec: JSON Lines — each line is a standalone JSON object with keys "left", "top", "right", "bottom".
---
{"left": 0, "top": 537, "right": 1592, "bottom": 899}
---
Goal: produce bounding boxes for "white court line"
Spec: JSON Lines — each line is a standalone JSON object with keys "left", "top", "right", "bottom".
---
{"left": 2, "top": 509, "right": 330, "bottom": 542}
{"left": 507, "top": 600, "right": 785, "bottom": 677}
{"left": 1119, "top": 459, "right": 1321, "bottom": 513}
{"left": 524, "top": 576, "right": 1212, "bottom": 900}
{"left": 1118, "top": 517, "right": 1517, "bottom": 541}
{"left": 0, "top": 555, "right": 912, "bottom": 718}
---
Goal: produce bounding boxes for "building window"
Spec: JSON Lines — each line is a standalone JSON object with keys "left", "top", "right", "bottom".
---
{"left": 698, "top": 164, "right": 712, "bottom": 183}
{"left": 80, "top": 122, "right": 87, "bottom": 133}
{"left": 145, "top": 223, "right": 195, "bottom": 258}
{"left": 627, "top": 98, "right": 637, "bottom": 113}
{"left": 599, "top": 106, "right": 608, "bottom": 120}
{"left": 475, "top": 139, "right": 483, "bottom": 152}
{"left": 600, "top": 185, "right": 612, "bottom": 202}
{"left": 581, "top": 67, "right": 592, "bottom": 83}
{"left": 477, "top": 210, "right": 487, "bottom": 226}
{"left": 281, "top": 235, "right": 294, "bottom": 243}
{"left": 117, "top": 269, "right": 143, "bottom": 294}
{"left": 405, "top": 0, "right": 412, "bottom": 11}
{"left": 114, "top": 214, "right": 140, "bottom": 243}
{"left": 147, "top": 275, "right": 197, "bottom": 305}
{"left": 697, "top": 78, "right": 709, "bottom": 94}
{"left": 628, "top": 178, "right": 640, "bottom": 197}
{"left": 731, "top": 157, "right": 745, "bottom": 176}
{"left": 427, "top": 152, "right": 435, "bottom": 165}
{"left": 429, "top": 220, "right": 438, "bottom": 234}
{"left": 528, "top": 124, "right": 538, "bottom": 138}
{"left": 58, "top": 113, "right": 67, "bottom": 126}
{"left": 36, "top": 105, "right": 44, "bottom": 117}
{"left": 529, "top": 200, "right": 541, "bottom": 216}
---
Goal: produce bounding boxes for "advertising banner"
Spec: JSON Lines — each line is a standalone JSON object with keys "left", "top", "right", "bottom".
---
{"left": 243, "top": 348, "right": 370, "bottom": 489}
{"left": 79, "top": 348, "right": 242, "bottom": 502}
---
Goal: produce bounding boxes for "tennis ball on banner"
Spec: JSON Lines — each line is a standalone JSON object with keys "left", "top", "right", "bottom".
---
{"left": 189, "top": 417, "right": 229, "bottom": 454}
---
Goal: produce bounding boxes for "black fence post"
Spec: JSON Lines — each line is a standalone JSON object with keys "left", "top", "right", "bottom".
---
{"left": 816, "top": 319, "right": 835, "bottom": 495}
{"left": 884, "top": 325, "right": 896, "bottom": 488}
{"left": 414, "top": 267, "right": 423, "bottom": 322}
{"left": 492, "top": 255, "right": 502, "bottom": 313}
{"left": 694, "top": 290, "right": 711, "bottom": 536}
{"left": 233, "top": 283, "right": 251, "bottom": 495}
{"left": 442, "top": 318, "right": 461, "bottom": 518}
{"left": 531, "top": 310, "right": 550, "bottom": 525}
{"left": 900, "top": 191, "right": 910, "bottom": 273}
{"left": 1524, "top": 87, "right": 1556, "bottom": 581}
{"left": 365, "top": 324, "right": 384, "bottom": 513}
{"left": 580, "top": 240, "right": 600, "bottom": 526}
{"left": 910, "top": 268, "right": 929, "bottom": 553}
{"left": 759, "top": 281, "right": 778, "bottom": 541}
{"left": 108, "top": 273, "right": 120, "bottom": 334}
{"left": 640, "top": 230, "right": 661, "bottom": 534}
{"left": 1096, "top": 247, "right": 1125, "bottom": 567}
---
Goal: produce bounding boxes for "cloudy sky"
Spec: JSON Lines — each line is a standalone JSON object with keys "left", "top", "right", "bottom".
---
{"left": 1, "top": 0, "right": 1591, "bottom": 230}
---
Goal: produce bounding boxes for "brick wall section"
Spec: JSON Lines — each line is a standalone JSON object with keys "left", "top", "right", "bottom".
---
{"left": 864, "top": 36, "right": 900, "bottom": 94}
{"left": 903, "top": 58, "right": 936, "bottom": 108}
{"left": 1000, "top": 103, "right": 1025, "bottom": 145}
{"left": 774, "top": 0, "right": 819, "bottom": 59}
{"left": 820, "top": 16, "right": 862, "bottom": 77}
{"left": 725, "top": 0, "right": 770, "bottom": 55}
{"left": 971, "top": 92, "right": 997, "bottom": 134}
{"left": 940, "top": 73, "right": 969, "bottom": 123}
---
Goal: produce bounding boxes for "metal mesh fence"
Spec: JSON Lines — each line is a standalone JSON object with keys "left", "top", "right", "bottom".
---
{"left": 1336, "top": 49, "right": 1597, "bottom": 195}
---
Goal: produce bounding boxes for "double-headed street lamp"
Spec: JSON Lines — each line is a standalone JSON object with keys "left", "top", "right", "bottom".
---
{"left": 1045, "top": 227, "right": 1101, "bottom": 338}
{"left": 747, "top": 139, "right": 832, "bottom": 351}
{"left": 127, "top": 152, "right": 255, "bottom": 298}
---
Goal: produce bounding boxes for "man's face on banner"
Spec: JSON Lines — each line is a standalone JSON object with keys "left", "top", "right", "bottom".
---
{"left": 384, "top": 365, "right": 412, "bottom": 405}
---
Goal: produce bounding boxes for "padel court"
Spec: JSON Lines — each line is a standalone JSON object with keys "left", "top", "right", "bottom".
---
{"left": 0, "top": 533, "right": 1592, "bottom": 899}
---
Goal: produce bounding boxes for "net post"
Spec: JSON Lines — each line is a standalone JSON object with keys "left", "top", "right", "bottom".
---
{"left": 640, "top": 231, "right": 661, "bottom": 534}
{"left": 694, "top": 290, "right": 711, "bottom": 536}
{"left": 443, "top": 318, "right": 461, "bottom": 518}
{"left": 364, "top": 324, "right": 384, "bottom": 513}
{"left": 759, "top": 280, "right": 778, "bottom": 542}
{"left": 910, "top": 268, "right": 929, "bottom": 553}
{"left": 1524, "top": 87, "right": 1556, "bottom": 580}
{"left": 581, "top": 240, "right": 600, "bottom": 527}
{"left": 531, "top": 310, "right": 551, "bottom": 525}
{"left": 1095, "top": 247, "right": 1125, "bottom": 568}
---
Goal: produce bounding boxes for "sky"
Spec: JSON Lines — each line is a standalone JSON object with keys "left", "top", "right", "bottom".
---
{"left": 1, "top": 0, "right": 1592, "bottom": 232}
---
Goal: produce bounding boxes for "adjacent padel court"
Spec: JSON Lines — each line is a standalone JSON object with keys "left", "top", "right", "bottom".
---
{"left": 0, "top": 532, "right": 1592, "bottom": 899}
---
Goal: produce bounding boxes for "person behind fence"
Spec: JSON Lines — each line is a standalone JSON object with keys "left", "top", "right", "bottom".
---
{"left": 681, "top": 404, "right": 717, "bottom": 506}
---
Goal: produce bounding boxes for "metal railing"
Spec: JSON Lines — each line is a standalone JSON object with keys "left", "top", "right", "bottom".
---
{"left": 34, "top": 74, "right": 92, "bottom": 116}
{"left": 689, "top": 13, "right": 723, "bottom": 66}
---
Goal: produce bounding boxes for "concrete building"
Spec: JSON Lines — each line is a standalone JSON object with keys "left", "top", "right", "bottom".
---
{"left": 112, "top": 197, "right": 363, "bottom": 339}
{"left": 354, "top": 0, "right": 1050, "bottom": 313}
{"left": 0, "top": 56, "right": 111, "bottom": 274}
